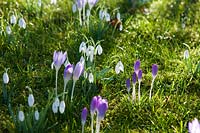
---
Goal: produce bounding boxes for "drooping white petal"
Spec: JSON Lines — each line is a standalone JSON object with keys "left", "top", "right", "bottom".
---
{"left": 184, "top": 50, "right": 189, "bottom": 59}
{"left": 51, "top": 0, "right": 57, "bottom": 4}
{"left": 115, "top": 61, "right": 124, "bottom": 74}
{"left": 80, "top": 56, "right": 85, "bottom": 65}
{"left": 18, "top": 111, "right": 25, "bottom": 122}
{"left": 18, "top": 18, "right": 26, "bottom": 29}
{"left": 35, "top": 110, "right": 39, "bottom": 120}
{"left": 84, "top": 71, "right": 88, "bottom": 79}
{"left": 105, "top": 13, "right": 110, "bottom": 22}
{"left": 79, "top": 42, "right": 87, "bottom": 53}
{"left": 28, "top": 94, "right": 35, "bottom": 107}
{"left": 95, "top": 45, "right": 103, "bottom": 55}
{"left": 86, "top": 46, "right": 94, "bottom": 62}
{"left": 52, "top": 101, "right": 58, "bottom": 113}
{"left": 72, "top": 3, "right": 77, "bottom": 13}
{"left": 10, "top": 15, "right": 17, "bottom": 24}
{"left": 55, "top": 97, "right": 60, "bottom": 107}
{"left": 88, "top": 73, "right": 94, "bottom": 83}
{"left": 38, "top": 0, "right": 42, "bottom": 7}
{"left": 3, "top": 72, "right": 9, "bottom": 84}
{"left": 6, "top": 26, "right": 12, "bottom": 34}
{"left": 59, "top": 100, "right": 65, "bottom": 114}
{"left": 86, "top": 9, "right": 90, "bottom": 17}
{"left": 119, "top": 24, "right": 123, "bottom": 31}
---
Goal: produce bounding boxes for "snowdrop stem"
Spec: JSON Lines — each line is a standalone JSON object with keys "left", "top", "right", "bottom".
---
{"left": 138, "top": 81, "right": 141, "bottom": 102}
{"left": 79, "top": 9, "right": 82, "bottom": 26}
{"left": 132, "top": 84, "right": 136, "bottom": 103}
{"left": 71, "top": 80, "right": 76, "bottom": 102}
{"left": 63, "top": 80, "right": 68, "bottom": 100}
{"left": 149, "top": 78, "right": 155, "bottom": 100}
{"left": 91, "top": 114, "right": 94, "bottom": 133}
{"left": 96, "top": 116, "right": 101, "bottom": 133}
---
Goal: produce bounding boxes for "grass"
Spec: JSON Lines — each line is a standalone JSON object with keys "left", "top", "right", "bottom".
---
{"left": 0, "top": 0, "right": 200, "bottom": 132}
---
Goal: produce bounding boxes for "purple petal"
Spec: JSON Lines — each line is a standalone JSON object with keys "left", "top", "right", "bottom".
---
{"left": 126, "top": 78, "right": 131, "bottom": 89}
{"left": 97, "top": 99, "right": 108, "bottom": 120}
{"left": 138, "top": 69, "right": 142, "bottom": 80}
{"left": 81, "top": 107, "right": 88, "bottom": 125}
{"left": 132, "top": 72, "right": 137, "bottom": 84}
{"left": 90, "top": 96, "right": 97, "bottom": 114}
{"left": 152, "top": 64, "right": 158, "bottom": 78}
{"left": 134, "top": 60, "right": 140, "bottom": 74}
{"left": 73, "top": 62, "right": 84, "bottom": 81}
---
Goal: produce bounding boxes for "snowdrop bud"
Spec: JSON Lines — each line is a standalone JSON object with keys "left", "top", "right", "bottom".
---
{"left": 18, "top": 17, "right": 26, "bottom": 29}
{"left": 88, "top": 73, "right": 94, "bottom": 83}
{"left": 51, "top": 0, "right": 57, "bottom": 4}
{"left": 10, "top": 15, "right": 17, "bottom": 24}
{"left": 95, "top": 45, "right": 103, "bottom": 55}
{"left": 59, "top": 100, "right": 65, "bottom": 114}
{"left": 73, "top": 61, "right": 84, "bottom": 81}
{"left": 184, "top": 50, "right": 189, "bottom": 59}
{"left": 3, "top": 69, "right": 9, "bottom": 84}
{"left": 28, "top": 94, "right": 35, "bottom": 107}
{"left": 115, "top": 61, "right": 124, "bottom": 74}
{"left": 117, "top": 12, "right": 121, "bottom": 20}
{"left": 72, "top": 3, "right": 77, "bottom": 13}
{"left": 35, "top": 110, "right": 39, "bottom": 120}
{"left": 84, "top": 71, "right": 88, "bottom": 79}
{"left": 52, "top": 101, "right": 58, "bottom": 113}
{"left": 119, "top": 24, "right": 123, "bottom": 31}
{"left": 105, "top": 13, "right": 110, "bottom": 22}
{"left": 6, "top": 26, "right": 12, "bottom": 34}
{"left": 18, "top": 110, "right": 25, "bottom": 122}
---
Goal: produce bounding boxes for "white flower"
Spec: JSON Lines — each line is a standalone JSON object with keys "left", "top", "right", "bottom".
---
{"left": 51, "top": 0, "right": 57, "bottom": 4}
{"left": 28, "top": 94, "right": 34, "bottom": 107}
{"left": 88, "top": 73, "right": 94, "bottom": 83}
{"left": 72, "top": 3, "right": 77, "bottom": 13}
{"left": 119, "top": 24, "right": 123, "bottom": 31}
{"left": 59, "top": 100, "right": 65, "bottom": 114}
{"left": 52, "top": 101, "right": 58, "bottom": 113}
{"left": 34, "top": 110, "right": 39, "bottom": 120}
{"left": 95, "top": 45, "right": 103, "bottom": 55}
{"left": 115, "top": 61, "right": 124, "bottom": 74}
{"left": 55, "top": 97, "right": 60, "bottom": 107}
{"left": 188, "top": 118, "right": 200, "bottom": 133}
{"left": 38, "top": 0, "right": 42, "bottom": 7}
{"left": 18, "top": 17, "right": 26, "bottom": 29}
{"left": 18, "top": 111, "right": 25, "bottom": 122}
{"left": 10, "top": 15, "right": 17, "bottom": 24}
{"left": 184, "top": 50, "right": 189, "bottom": 59}
{"left": 86, "top": 9, "right": 90, "bottom": 17}
{"left": 79, "top": 42, "right": 87, "bottom": 54}
{"left": 99, "top": 9, "right": 105, "bottom": 20}
{"left": 84, "top": 71, "right": 88, "bottom": 79}
{"left": 86, "top": 45, "right": 94, "bottom": 62}
{"left": 3, "top": 69, "right": 9, "bottom": 84}
{"left": 105, "top": 13, "right": 110, "bottom": 22}
{"left": 117, "top": 12, "right": 121, "bottom": 20}
{"left": 6, "top": 26, "right": 12, "bottom": 35}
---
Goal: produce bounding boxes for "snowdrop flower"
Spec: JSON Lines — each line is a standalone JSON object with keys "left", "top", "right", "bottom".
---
{"left": 34, "top": 110, "right": 39, "bottom": 121}
{"left": 72, "top": 3, "right": 77, "bottom": 13}
{"left": 99, "top": 9, "right": 105, "bottom": 20}
{"left": 38, "top": 0, "right": 42, "bottom": 7}
{"left": 79, "top": 42, "right": 87, "bottom": 54}
{"left": 51, "top": 0, "right": 57, "bottom": 5}
{"left": 95, "top": 45, "right": 103, "bottom": 55}
{"left": 10, "top": 14, "right": 17, "bottom": 24}
{"left": 3, "top": 68, "right": 9, "bottom": 84}
{"left": 119, "top": 24, "right": 123, "bottom": 31}
{"left": 115, "top": 61, "right": 124, "bottom": 74}
{"left": 18, "top": 17, "right": 26, "bottom": 29}
{"left": 84, "top": 71, "right": 88, "bottom": 79}
{"left": 80, "top": 56, "right": 85, "bottom": 65}
{"left": 6, "top": 26, "right": 12, "bottom": 35}
{"left": 81, "top": 107, "right": 88, "bottom": 133}
{"left": 52, "top": 101, "right": 58, "bottom": 113}
{"left": 88, "top": 73, "right": 94, "bottom": 83}
{"left": 59, "top": 100, "right": 65, "bottom": 114}
{"left": 188, "top": 118, "right": 200, "bottom": 133}
{"left": 105, "top": 12, "right": 110, "bottom": 22}
{"left": 28, "top": 94, "right": 34, "bottom": 107}
{"left": 184, "top": 50, "right": 189, "bottom": 59}
{"left": 64, "top": 64, "right": 73, "bottom": 82}
{"left": 18, "top": 110, "right": 25, "bottom": 122}
{"left": 86, "top": 46, "right": 95, "bottom": 62}
{"left": 86, "top": 9, "right": 90, "bottom": 17}
{"left": 116, "top": 12, "right": 121, "bottom": 20}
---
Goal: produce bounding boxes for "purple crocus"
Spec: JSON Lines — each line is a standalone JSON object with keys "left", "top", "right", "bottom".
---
{"left": 88, "top": 0, "right": 98, "bottom": 9}
{"left": 96, "top": 99, "right": 108, "bottom": 121}
{"left": 64, "top": 64, "right": 73, "bottom": 81}
{"left": 132, "top": 72, "right": 137, "bottom": 102}
{"left": 73, "top": 61, "right": 84, "bottom": 81}
{"left": 152, "top": 64, "right": 158, "bottom": 78}
{"left": 132, "top": 72, "right": 137, "bottom": 84}
{"left": 53, "top": 51, "right": 67, "bottom": 71}
{"left": 188, "top": 118, "right": 200, "bottom": 133}
{"left": 90, "top": 96, "right": 98, "bottom": 115}
{"left": 138, "top": 69, "right": 142, "bottom": 81}
{"left": 81, "top": 107, "right": 88, "bottom": 125}
{"left": 134, "top": 60, "right": 140, "bottom": 75}
{"left": 126, "top": 78, "right": 131, "bottom": 93}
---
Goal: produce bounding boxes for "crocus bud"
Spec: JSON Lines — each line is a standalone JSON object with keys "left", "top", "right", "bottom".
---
{"left": 59, "top": 100, "right": 66, "bottom": 114}
{"left": 134, "top": 60, "right": 140, "bottom": 75}
{"left": 18, "top": 110, "right": 25, "bottom": 122}
{"left": 88, "top": 0, "right": 98, "bottom": 9}
{"left": 152, "top": 64, "right": 158, "bottom": 78}
{"left": 53, "top": 51, "right": 67, "bottom": 71}
{"left": 28, "top": 94, "right": 34, "bottom": 107}
{"left": 3, "top": 69, "right": 9, "bottom": 84}
{"left": 90, "top": 96, "right": 97, "bottom": 115}
{"left": 132, "top": 72, "right": 137, "bottom": 84}
{"left": 73, "top": 61, "right": 84, "bottom": 81}
{"left": 64, "top": 64, "right": 73, "bottom": 81}
{"left": 35, "top": 110, "right": 39, "bottom": 121}
{"left": 126, "top": 78, "right": 131, "bottom": 93}
{"left": 97, "top": 99, "right": 108, "bottom": 121}
{"left": 81, "top": 107, "right": 88, "bottom": 125}
{"left": 138, "top": 69, "right": 142, "bottom": 82}
{"left": 76, "top": 0, "right": 83, "bottom": 10}
{"left": 115, "top": 61, "right": 124, "bottom": 74}
{"left": 18, "top": 17, "right": 26, "bottom": 29}
{"left": 10, "top": 14, "right": 17, "bottom": 24}
{"left": 88, "top": 73, "right": 94, "bottom": 83}
{"left": 188, "top": 118, "right": 200, "bottom": 133}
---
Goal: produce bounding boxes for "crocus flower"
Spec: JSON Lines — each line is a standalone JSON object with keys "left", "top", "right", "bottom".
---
{"left": 188, "top": 118, "right": 200, "bottom": 133}
{"left": 35, "top": 110, "right": 39, "bottom": 121}
{"left": 18, "top": 17, "right": 26, "bottom": 29}
{"left": 53, "top": 51, "right": 67, "bottom": 71}
{"left": 115, "top": 61, "right": 124, "bottom": 74}
{"left": 138, "top": 69, "right": 142, "bottom": 102}
{"left": 59, "top": 100, "right": 65, "bottom": 114}
{"left": 152, "top": 64, "right": 158, "bottom": 79}
{"left": 90, "top": 96, "right": 97, "bottom": 115}
{"left": 3, "top": 68, "right": 9, "bottom": 84}
{"left": 28, "top": 94, "right": 34, "bottom": 107}
{"left": 184, "top": 50, "right": 189, "bottom": 59}
{"left": 126, "top": 78, "right": 131, "bottom": 93}
{"left": 81, "top": 107, "right": 88, "bottom": 125}
{"left": 86, "top": 45, "right": 95, "bottom": 62}
{"left": 10, "top": 14, "right": 17, "bottom": 24}
{"left": 79, "top": 42, "right": 87, "bottom": 54}
{"left": 88, "top": 73, "right": 94, "bottom": 83}
{"left": 6, "top": 26, "right": 12, "bottom": 35}
{"left": 18, "top": 110, "right": 25, "bottom": 122}
{"left": 64, "top": 64, "right": 73, "bottom": 82}
{"left": 134, "top": 60, "right": 140, "bottom": 75}
{"left": 73, "top": 61, "right": 84, "bottom": 81}
{"left": 51, "top": 0, "right": 57, "bottom": 4}
{"left": 88, "top": 0, "right": 98, "bottom": 9}
{"left": 95, "top": 45, "right": 103, "bottom": 55}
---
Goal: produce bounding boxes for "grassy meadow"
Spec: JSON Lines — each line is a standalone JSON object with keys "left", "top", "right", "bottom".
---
{"left": 0, "top": 0, "right": 200, "bottom": 132}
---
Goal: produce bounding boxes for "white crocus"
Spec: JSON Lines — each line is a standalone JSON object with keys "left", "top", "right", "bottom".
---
{"left": 79, "top": 42, "right": 87, "bottom": 54}
{"left": 184, "top": 50, "right": 189, "bottom": 59}
{"left": 95, "top": 45, "right": 103, "bottom": 55}
{"left": 6, "top": 26, "right": 12, "bottom": 35}
{"left": 88, "top": 73, "right": 94, "bottom": 83}
{"left": 115, "top": 61, "right": 124, "bottom": 74}
{"left": 52, "top": 101, "right": 58, "bottom": 113}
{"left": 35, "top": 110, "right": 39, "bottom": 120}
{"left": 59, "top": 100, "right": 65, "bottom": 114}
{"left": 18, "top": 110, "right": 25, "bottom": 122}
{"left": 86, "top": 45, "right": 94, "bottom": 62}
{"left": 3, "top": 69, "right": 9, "bottom": 84}
{"left": 18, "top": 17, "right": 26, "bottom": 29}
{"left": 51, "top": 0, "right": 57, "bottom": 4}
{"left": 72, "top": 3, "right": 77, "bottom": 13}
{"left": 28, "top": 94, "right": 34, "bottom": 107}
{"left": 10, "top": 15, "right": 17, "bottom": 24}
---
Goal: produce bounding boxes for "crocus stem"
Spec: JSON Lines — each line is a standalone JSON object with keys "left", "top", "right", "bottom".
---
{"left": 82, "top": 124, "right": 84, "bottom": 133}
{"left": 71, "top": 80, "right": 76, "bottom": 102}
{"left": 132, "top": 84, "right": 136, "bottom": 103}
{"left": 91, "top": 115, "right": 94, "bottom": 133}
{"left": 96, "top": 117, "right": 101, "bottom": 133}
{"left": 138, "top": 81, "right": 141, "bottom": 102}
{"left": 79, "top": 9, "right": 82, "bottom": 26}
{"left": 55, "top": 69, "right": 58, "bottom": 97}
{"left": 149, "top": 78, "right": 155, "bottom": 100}
{"left": 63, "top": 80, "right": 68, "bottom": 100}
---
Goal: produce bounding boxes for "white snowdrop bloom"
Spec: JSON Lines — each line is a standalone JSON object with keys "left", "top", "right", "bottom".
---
{"left": 84, "top": 71, "right": 88, "bottom": 79}
{"left": 18, "top": 17, "right": 26, "bottom": 29}
{"left": 3, "top": 69, "right": 9, "bottom": 84}
{"left": 119, "top": 24, "right": 123, "bottom": 31}
{"left": 86, "top": 45, "right": 94, "bottom": 62}
{"left": 99, "top": 9, "right": 105, "bottom": 20}
{"left": 115, "top": 61, "right": 124, "bottom": 74}
{"left": 55, "top": 97, "right": 60, "bottom": 107}
{"left": 59, "top": 100, "right": 65, "bottom": 114}
{"left": 18, "top": 110, "right": 25, "bottom": 122}
{"left": 51, "top": 0, "right": 57, "bottom": 4}
{"left": 184, "top": 50, "right": 189, "bottom": 59}
{"left": 38, "top": 0, "right": 42, "bottom": 7}
{"left": 80, "top": 56, "right": 85, "bottom": 65}
{"left": 79, "top": 42, "right": 87, "bottom": 54}
{"left": 72, "top": 3, "right": 77, "bottom": 13}
{"left": 88, "top": 73, "right": 94, "bottom": 83}
{"left": 52, "top": 101, "right": 58, "bottom": 113}
{"left": 86, "top": 9, "right": 90, "bottom": 17}
{"left": 95, "top": 45, "right": 103, "bottom": 55}
{"left": 6, "top": 26, "right": 12, "bottom": 35}
{"left": 28, "top": 94, "right": 34, "bottom": 107}
{"left": 34, "top": 110, "right": 39, "bottom": 121}
{"left": 117, "top": 12, "right": 121, "bottom": 20}
{"left": 10, "top": 15, "right": 17, "bottom": 24}
{"left": 105, "top": 12, "right": 110, "bottom": 22}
